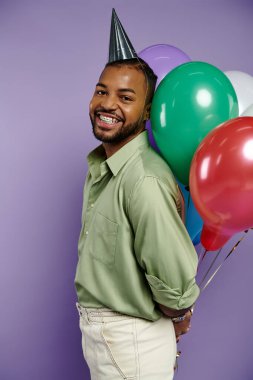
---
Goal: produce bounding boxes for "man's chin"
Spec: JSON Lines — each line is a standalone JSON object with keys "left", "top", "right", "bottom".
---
{"left": 93, "top": 127, "right": 118, "bottom": 143}
{"left": 92, "top": 122, "right": 143, "bottom": 144}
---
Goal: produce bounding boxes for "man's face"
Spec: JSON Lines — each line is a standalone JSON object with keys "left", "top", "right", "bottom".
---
{"left": 89, "top": 65, "right": 148, "bottom": 144}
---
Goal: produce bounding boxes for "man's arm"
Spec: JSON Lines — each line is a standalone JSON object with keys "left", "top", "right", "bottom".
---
{"left": 128, "top": 175, "right": 200, "bottom": 322}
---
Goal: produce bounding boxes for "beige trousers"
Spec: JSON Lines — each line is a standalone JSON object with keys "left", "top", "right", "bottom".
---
{"left": 76, "top": 303, "right": 177, "bottom": 380}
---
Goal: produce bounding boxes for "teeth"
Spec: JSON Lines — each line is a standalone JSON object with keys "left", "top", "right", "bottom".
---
{"left": 99, "top": 115, "right": 118, "bottom": 124}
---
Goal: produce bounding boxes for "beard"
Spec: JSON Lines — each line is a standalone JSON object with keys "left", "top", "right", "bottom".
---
{"left": 90, "top": 115, "right": 144, "bottom": 144}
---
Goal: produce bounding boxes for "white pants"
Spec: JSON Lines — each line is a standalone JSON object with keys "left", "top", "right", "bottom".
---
{"left": 76, "top": 303, "right": 177, "bottom": 380}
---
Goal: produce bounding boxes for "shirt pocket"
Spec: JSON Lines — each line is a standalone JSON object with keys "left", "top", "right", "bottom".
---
{"left": 89, "top": 212, "right": 119, "bottom": 266}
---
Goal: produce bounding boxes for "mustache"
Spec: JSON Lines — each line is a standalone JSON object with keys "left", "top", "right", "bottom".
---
{"left": 94, "top": 107, "right": 124, "bottom": 122}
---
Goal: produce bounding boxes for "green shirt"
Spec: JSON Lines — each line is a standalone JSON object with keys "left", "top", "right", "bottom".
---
{"left": 75, "top": 131, "right": 200, "bottom": 321}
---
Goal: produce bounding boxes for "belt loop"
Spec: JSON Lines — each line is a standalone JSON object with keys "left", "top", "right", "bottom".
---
{"left": 76, "top": 303, "right": 92, "bottom": 324}
{"left": 85, "top": 308, "right": 90, "bottom": 323}
{"left": 76, "top": 302, "right": 83, "bottom": 317}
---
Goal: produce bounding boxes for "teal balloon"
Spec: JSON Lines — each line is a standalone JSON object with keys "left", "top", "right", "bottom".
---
{"left": 151, "top": 61, "right": 239, "bottom": 185}
{"left": 178, "top": 182, "right": 203, "bottom": 246}
{"left": 192, "top": 231, "right": 201, "bottom": 246}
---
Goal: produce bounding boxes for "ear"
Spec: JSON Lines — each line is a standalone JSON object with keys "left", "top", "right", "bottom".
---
{"left": 144, "top": 103, "right": 151, "bottom": 121}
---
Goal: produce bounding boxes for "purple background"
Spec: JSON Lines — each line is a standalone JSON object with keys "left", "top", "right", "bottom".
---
{"left": 1, "top": 1, "right": 253, "bottom": 379}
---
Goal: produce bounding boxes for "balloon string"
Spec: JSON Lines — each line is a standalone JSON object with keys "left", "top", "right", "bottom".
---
{"left": 200, "top": 231, "right": 248, "bottom": 292}
{"left": 187, "top": 191, "right": 190, "bottom": 212}
{"left": 199, "top": 247, "right": 223, "bottom": 287}
{"left": 197, "top": 248, "right": 207, "bottom": 272}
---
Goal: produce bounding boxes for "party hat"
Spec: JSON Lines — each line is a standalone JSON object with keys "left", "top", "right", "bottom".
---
{"left": 108, "top": 8, "right": 138, "bottom": 63}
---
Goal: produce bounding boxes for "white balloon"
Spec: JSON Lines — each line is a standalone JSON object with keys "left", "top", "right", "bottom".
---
{"left": 241, "top": 103, "right": 253, "bottom": 116}
{"left": 225, "top": 70, "right": 253, "bottom": 115}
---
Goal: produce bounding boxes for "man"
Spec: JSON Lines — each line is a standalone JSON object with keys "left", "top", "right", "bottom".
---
{"left": 75, "top": 9, "right": 199, "bottom": 380}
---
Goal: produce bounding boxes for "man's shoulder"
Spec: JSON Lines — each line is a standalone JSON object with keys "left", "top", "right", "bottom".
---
{"left": 129, "top": 147, "right": 175, "bottom": 179}
{"left": 141, "top": 147, "right": 174, "bottom": 176}
{"left": 121, "top": 146, "right": 178, "bottom": 195}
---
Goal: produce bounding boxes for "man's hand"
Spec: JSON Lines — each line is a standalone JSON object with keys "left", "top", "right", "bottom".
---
{"left": 173, "top": 310, "right": 192, "bottom": 342}
{"left": 158, "top": 303, "right": 194, "bottom": 342}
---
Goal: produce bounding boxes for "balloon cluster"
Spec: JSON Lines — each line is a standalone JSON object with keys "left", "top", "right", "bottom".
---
{"left": 139, "top": 44, "right": 253, "bottom": 251}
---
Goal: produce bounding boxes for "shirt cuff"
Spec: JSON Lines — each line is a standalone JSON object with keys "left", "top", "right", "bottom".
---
{"left": 145, "top": 274, "right": 200, "bottom": 310}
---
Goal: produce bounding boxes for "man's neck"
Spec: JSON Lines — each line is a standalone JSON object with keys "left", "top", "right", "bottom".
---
{"left": 103, "top": 128, "right": 145, "bottom": 158}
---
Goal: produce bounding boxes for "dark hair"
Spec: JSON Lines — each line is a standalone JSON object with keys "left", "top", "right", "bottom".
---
{"left": 105, "top": 57, "right": 157, "bottom": 104}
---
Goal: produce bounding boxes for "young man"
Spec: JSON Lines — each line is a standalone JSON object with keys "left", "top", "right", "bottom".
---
{"left": 75, "top": 57, "right": 200, "bottom": 379}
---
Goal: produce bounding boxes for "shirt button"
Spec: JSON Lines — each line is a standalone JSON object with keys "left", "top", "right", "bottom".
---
{"left": 91, "top": 204, "right": 94, "bottom": 208}
{"left": 85, "top": 231, "right": 89, "bottom": 235}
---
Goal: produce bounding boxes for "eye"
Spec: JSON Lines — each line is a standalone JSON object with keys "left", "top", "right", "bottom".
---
{"left": 96, "top": 90, "right": 107, "bottom": 96}
{"left": 121, "top": 95, "right": 133, "bottom": 102}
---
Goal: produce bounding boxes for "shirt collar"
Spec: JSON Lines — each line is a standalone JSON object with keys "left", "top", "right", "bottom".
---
{"left": 106, "top": 131, "right": 149, "bottom": 176}
{"left": 87, "top": 131, "right": 150, "bottom": 180}
{"left": 87, "top": 144, "right": 108, "bottom": 181}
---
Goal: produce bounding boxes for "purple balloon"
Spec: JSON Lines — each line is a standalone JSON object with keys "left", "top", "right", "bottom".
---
{"left": 140, "top": 44, "right": 191, "bottom": 151}
{"left": 146, "top": 120, "right": 160, "bottom": 152}
{"left": 139, "top": 44, "right": 191, "bottom": 86}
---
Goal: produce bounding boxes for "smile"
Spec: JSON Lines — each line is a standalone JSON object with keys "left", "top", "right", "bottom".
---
{"left": 99, "top": 115, "right": 118, "bottom": 125}
{"left": 95, "top": 112, "right": 124, "bottom": 129}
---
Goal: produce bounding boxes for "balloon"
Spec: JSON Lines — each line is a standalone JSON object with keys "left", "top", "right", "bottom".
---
{"left": 146, "top": 120, "right": 160, "bottom": 152}
{"left": 242, "top": 103, "right": 253, "bottom": 117}
{"left": 190, "top": 117, "right": 253, "bottom": 251}
{"left": 225, "top": 71, "right": 253, "bottom": 115}
{"left": 138, "top": 44, "right": 191, "bottom": 87}
{"left": 151, "top": 61, "right": 239, "bottom": 185}
{"left": 139, "top": 44, "right": 191, "bottom": 151}
{"left": 192, "top": 231, "right": 201, "bottom": 246}
{"left": 178, "top": 182, "right": 203, "bottom": 244}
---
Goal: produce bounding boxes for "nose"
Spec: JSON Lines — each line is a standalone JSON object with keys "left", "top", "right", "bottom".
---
{"left": 100, "top": 94, "right": 118, "bottom": 110}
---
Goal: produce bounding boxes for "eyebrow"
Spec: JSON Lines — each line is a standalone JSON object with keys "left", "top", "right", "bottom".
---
{"left": 96, "top": 82, "right": 136, "bottom": 94}
{"left": 118, "top": 88, "right": 136, "bottom": 94}
{"left": 96, "top": 82, "right": 107, "bottom": 88}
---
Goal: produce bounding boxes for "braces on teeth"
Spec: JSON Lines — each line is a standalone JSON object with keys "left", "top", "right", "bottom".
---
{"left": 99, "top": 115, "right": 118, "bottom": 124}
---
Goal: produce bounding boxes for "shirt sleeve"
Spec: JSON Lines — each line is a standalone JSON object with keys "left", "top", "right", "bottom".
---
{"left": 128, "top": 175, "right": 200, "bottom": 310}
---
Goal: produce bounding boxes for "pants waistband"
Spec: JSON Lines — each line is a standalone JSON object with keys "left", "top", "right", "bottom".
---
{"left": 76, "top": 302, "right": 134, "bottom": 323}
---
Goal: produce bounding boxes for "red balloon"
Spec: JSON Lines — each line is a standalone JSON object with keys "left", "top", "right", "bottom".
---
{"left": 190, "top": 117, "right": 253, "bottom": 251}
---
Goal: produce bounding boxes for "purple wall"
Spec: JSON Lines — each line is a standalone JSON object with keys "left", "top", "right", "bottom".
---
{"left": 1, "top": 1, "right": 252, "bottom": 379}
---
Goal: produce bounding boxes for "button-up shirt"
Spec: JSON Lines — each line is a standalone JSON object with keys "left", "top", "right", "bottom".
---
{"left": 75, "top": 131, "right": 200, "bottom": 321}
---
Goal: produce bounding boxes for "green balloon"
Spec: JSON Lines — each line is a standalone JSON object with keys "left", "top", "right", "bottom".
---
{"left": 150, "top": 61, "right": 238, "bottom": 185}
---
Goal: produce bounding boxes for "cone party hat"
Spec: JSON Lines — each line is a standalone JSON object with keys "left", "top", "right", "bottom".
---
{"left": 108, "top": 8, "right": 138, "bottom": 63}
